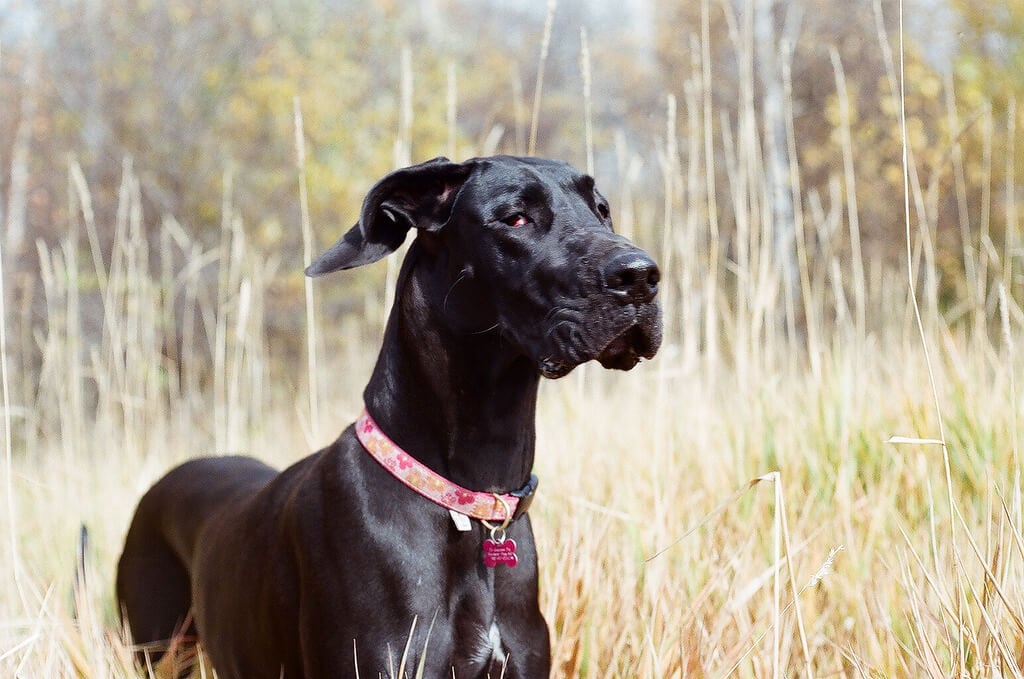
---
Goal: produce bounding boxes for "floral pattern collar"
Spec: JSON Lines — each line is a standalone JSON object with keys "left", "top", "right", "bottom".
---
{"left": 354, "top": 408, "right": 538, "bottom": 523}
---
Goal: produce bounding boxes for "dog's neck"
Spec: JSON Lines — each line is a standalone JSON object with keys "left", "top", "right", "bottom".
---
{"left": 363, "top": 247, "right": 539, "bottom": 493}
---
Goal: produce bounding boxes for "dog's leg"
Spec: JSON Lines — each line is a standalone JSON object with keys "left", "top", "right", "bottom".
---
{"left": 118, "top": 456, "right": 280, "bottom": 677}
{"left": 116, "top": 506, "right": 197, "bottom": 672}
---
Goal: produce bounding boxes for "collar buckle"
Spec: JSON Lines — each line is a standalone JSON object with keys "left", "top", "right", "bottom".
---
{"left": 510, "top": 473, "right": 539, "bottom": 521}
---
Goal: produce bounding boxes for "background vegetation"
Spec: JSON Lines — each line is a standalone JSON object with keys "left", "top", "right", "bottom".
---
{"left": 2, "top": 0, "right": 1023, "bottom": 676}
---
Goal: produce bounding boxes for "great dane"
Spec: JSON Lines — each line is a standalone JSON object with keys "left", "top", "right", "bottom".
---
{"left": 117, "top": 155, "right": 662, "bottom": 678}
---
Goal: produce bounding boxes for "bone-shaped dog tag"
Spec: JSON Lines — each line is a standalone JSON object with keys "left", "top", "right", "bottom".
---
{"left": 482, "top": 537, "right": 518, "bottom": 568}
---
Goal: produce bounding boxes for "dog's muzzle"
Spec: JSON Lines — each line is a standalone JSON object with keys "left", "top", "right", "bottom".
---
{"left": 596, "top": 310, "right": 662, "bottom": 371}
{"left": 595, "top": 248, "right": 662, "bottom": 369}
{"left": 539, "top": 248, "right": 663, "bottom": 378}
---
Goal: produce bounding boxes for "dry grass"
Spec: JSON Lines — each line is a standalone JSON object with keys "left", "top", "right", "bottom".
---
{"left": 3, "top": 6, "right": 1024, "bottom": 678}
{"left": 3, "top": 253, "right": 1023, "bottom": 677}
{"left": 3, "top": 151, "right": 1024, "bottom": 679}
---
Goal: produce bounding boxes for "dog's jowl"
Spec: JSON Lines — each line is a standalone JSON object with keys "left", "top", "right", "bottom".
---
{"left": 117, "top": 156, "right": 662, "bottom": 679}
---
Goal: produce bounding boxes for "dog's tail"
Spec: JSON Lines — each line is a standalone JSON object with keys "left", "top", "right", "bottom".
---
{"left": 71, "top": 524, "right": 89, "bottom": 619}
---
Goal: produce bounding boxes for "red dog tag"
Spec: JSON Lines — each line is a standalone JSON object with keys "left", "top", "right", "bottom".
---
{"left": 482, "top": 537, "right": 518, "bottom": 568}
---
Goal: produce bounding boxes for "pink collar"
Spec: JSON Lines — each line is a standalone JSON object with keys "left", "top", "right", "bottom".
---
{"left": 355, "top": 409, "right": 538, "bottom": 523}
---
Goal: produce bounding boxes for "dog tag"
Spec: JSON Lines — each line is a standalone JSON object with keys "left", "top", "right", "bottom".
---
{"left": 449, "top": 509, "right": 472, "bottom": 532}
{"left": 482, "top": 537, "right": 518, "bottom": 568}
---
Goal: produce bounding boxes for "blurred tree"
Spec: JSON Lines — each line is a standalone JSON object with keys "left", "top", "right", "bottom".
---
{"left": 652, "top": 0, "right": 910, "bottom": 259}
{"left": 650, "top": 0, "right": 981, "bottom": 310}
{"left": 949, "top": 0, "right": 1024, "bottom": 301}
{"left": 1, "top": 0, "right": 1016, "bottom": 346}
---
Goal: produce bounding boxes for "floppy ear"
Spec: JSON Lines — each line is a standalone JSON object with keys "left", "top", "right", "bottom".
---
{"left": 305, "top": 157, "right": 474, "bottom": 277}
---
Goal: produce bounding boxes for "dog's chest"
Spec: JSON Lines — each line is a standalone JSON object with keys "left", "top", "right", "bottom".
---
{"left": 468, "top": 621, "right": 507, "bottom": 669}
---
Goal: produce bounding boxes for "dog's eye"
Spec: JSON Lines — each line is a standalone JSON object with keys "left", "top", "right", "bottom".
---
{"left": 500, "top": 214, "right": 531, "bottom": 228}
{"left": 597, "top": 203, "right": 610, "bottom": 220}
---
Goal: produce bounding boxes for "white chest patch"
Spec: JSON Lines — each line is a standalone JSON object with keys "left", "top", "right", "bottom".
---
{"left": 488, "top": 622, "right": 507, "bottom": 665}
{"left": 471, "top": 622, "right": 507, "bottom": 667}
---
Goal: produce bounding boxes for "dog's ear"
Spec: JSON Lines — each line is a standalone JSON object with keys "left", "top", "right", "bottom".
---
{"left": 305, "top": 157, "right": 473, "bottom": 276}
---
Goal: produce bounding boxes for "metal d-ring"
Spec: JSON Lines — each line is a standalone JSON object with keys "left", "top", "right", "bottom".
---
{"left": 481, "top": 494, "right": 513, "bottom": 542}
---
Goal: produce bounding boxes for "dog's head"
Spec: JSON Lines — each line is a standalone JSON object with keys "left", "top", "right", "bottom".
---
{"left": 307, "top": 156, "right": 662, "bottom": 377}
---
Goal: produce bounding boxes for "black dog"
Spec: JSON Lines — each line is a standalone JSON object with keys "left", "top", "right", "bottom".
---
{"left": 117, "top": 156, "right": 662, "bottom": 678}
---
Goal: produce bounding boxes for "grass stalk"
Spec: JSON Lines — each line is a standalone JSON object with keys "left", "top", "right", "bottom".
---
{"left": 295, "top": 97, "right": 321, "bottom": 444}
{"left": 773, "top": 473, "right": 813, "bottom": 677}
{"left": 1004, "top": 98, "right": 1018, "bottom": 294}
{"left": 579, "top": 27, "right": 594, "bottom": 176}
{"left": 701, "top": 0, "right": 721, "bottom": 379}
{"left": 0, "top": 166, "right": 24, "bottom": 616}
{"left": 511, "top": 61, "right": 526, "bottom": 155}
{"left": 829, "top": 47, "right": 867, "bottom": 342}
{"left": 396, "top": 616, "right": 417, "bottom": 679}
{"left": 659, "top": 93, "right": 678, "bottom": 359}
{"left": 446, "top": 62, "right": 457, "bottom": 160}
{"left": 62, "top": 168, "right": 84, "bottom": 464}
{"left": 385, "top": 45, "right": 415, "bottom": 325}
{"left": 528, "top": 0, "right": 557, "bottom": 156}
{"left": 213, "top": 166, "right": 233, "bottom": 453}
{"left": 396, "top": 45, "right": 414, "bottom": 169}
{"left": 782, "top": 52, "right": 819, "bottom": 376}
{"left": 945, "top": 72, "right": 978, "bottom": 331}
{"left": 897, "top": 0, "right": 954, "bottom": 547}
{"left": 1000, "top": 285, "right": 1020, "bottom": 477}
{"left": 654, "top": 94, "right": 677, "bottom": 465}
{"left": 978, "top": 109, "right": 994, "bottom": 337}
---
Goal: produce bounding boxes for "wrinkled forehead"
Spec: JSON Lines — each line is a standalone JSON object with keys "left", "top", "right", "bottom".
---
{"left": 463, "top": 158, "right": 597, "bottom": 208}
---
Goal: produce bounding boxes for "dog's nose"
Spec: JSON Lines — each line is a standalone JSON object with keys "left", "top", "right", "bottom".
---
{"left": 601, "top": 250, "right": 660, "bottom": 303}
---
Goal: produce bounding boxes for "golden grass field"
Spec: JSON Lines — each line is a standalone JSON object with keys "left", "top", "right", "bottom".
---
{"left": 3, "top": 12, "right": 1024, "bottom": 676}
{"left": 2, "top": 160, "right": 1023, "bottom": 678}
